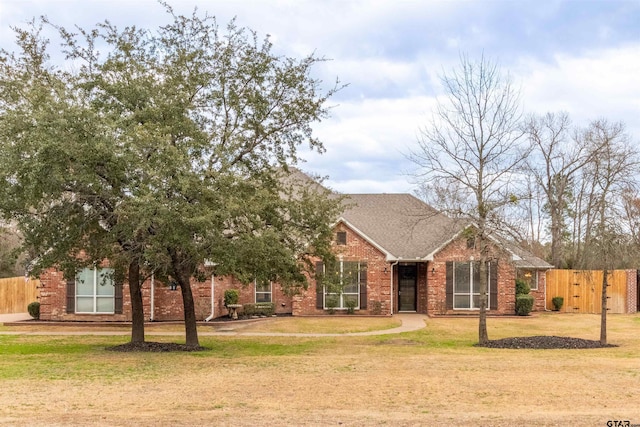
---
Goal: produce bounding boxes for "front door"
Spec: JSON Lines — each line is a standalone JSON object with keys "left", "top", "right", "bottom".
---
{"left": 398, "top": 264, "right": 417, "bottom": 311}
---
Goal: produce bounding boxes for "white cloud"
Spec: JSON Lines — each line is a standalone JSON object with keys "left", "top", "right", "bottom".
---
{"left": 517, "top": 45, "right": 640, "bottom": 138}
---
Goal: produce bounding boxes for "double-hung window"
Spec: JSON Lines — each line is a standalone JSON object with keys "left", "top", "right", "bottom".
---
{"left": 76, "top": 267, "right": 115, "bottom": 313}
{"left": 453, "top": 261, "right": 491, "bottom": 310}
{"left": 255, "top": 280, "right": 272, "bottom": 303}
{"left": 324, "top": 260, "right": 360, "bottom": 310}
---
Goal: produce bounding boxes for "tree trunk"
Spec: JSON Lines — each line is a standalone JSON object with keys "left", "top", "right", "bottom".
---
{"left": 128, "top": 260, "right": 145, "bottom": 343}
{"left": 550, "top": 211, "right": 564, "bottom": 268}
{"left": 177, "top": 273, "right": 200, "bottom": 347}
{"left": 168, "top": 248, "right": 200, "bottom": 347}
{"left": 478, "top": 232, "right": 489, "bottom": 345}
{"left": 600, "top": 268, "right": 608, "bottom": 345}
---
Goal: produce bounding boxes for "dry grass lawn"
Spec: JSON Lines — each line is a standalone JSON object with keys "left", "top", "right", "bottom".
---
{"left": 1, "top": 313, "right": 639, "bottom": 426}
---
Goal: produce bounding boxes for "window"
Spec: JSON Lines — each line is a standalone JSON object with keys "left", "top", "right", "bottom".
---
{"left": 324, "top": 260, "right": 361, "bottom": 310}
{"left": 453, "top": 262, "right": 492, "bottom": 310}
{"left": 336, "top": 231, "right": 347, "bottom": 245}
{"left": 466, "top": 237, "right": 475, "bottom": 249}
{"left": 255, "top": 280, "right": 272, "bottom": 303}
{"left": 76, "top": 267, "right": 115, "bottom": 313}
{"left": 517, "top": 269, "right": 538, "bottom": 290}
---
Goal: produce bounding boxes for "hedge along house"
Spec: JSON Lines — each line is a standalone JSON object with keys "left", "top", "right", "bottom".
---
{"left": 38, "top": 180, "right": 552, "bottom": 321}
{"left": 291, "top": 193, "right": 552, "bottom": 316}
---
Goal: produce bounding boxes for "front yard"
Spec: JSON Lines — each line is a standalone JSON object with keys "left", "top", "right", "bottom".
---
{"left": 1, "top": 313, "right": 639, "bottom": 426}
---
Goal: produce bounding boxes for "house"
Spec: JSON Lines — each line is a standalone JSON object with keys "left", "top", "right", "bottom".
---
{"left": 292, "top": 193, "right": 551, "bottom": 316}
{"left": 38, "top": 183, "right": 552, "bottom": 321}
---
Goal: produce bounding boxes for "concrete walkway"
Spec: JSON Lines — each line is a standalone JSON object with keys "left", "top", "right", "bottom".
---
{"left": 0, "top": 313, "right": 427, "bottom": 337}
{"left": 0, "top": 313, "right": 32, "bottom": 322}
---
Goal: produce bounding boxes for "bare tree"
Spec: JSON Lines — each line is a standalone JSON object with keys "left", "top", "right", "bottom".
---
{"left": 409, "top": 55, "right": 528, "bottom": 344}
{"left": 524, "top": 112, "right": 576, "bottom": 267}
{"left": 578, "top": 120, "right": 638, "bottom": 345}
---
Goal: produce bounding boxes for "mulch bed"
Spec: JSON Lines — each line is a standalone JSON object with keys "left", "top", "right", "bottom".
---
{"left": 107, "top": 342, "right": 208, "bottom": 352}
{"left": 477, "top": 336, "right": 617, "bottom": 349}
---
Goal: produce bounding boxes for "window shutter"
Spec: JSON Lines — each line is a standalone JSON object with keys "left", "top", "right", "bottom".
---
{"left": 114, "top": 275, "right": 123, "bottom": 314}
{"left": 66, "top": 277, "right": 75, "bottom": 314}
{"left": 315, "top": 261, "right": 324, "bottom": 309}
{"left": 359, "top": 262, "right": 367, "bottom": 310}
{"left": 489, "top": 261, "right": 498, "bottom": 310}
{"left": 446, "top": 261, "right": 453, "bottom": 310}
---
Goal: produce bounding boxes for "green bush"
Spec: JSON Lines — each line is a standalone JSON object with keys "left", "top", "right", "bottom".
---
{"left": 243, "top": 303, "right": 275, "bottom": 317}
{"left": 345, "top": 298, "right": 357, "bottom": 315}
{"left": 27, "top": 301, "right": 40, "bottom": 320}
{"left": 224, "top": 289, "right": 239, "bottom": 306}
{"left": 326, "top": 295, "right": 338, "bottom": 314}
{"left": 552, "top": 296, "right": 564, "bottom": 311}
{"left": 515, "top": 294, "right": 534, "bottom": 316}
{"left": 515, "top": 278, "right": 530, "bottom": 295}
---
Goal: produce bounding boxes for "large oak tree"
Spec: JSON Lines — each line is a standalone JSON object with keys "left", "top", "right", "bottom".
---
{"left": 0, "top": 5, "right": 342, "bottom": 346}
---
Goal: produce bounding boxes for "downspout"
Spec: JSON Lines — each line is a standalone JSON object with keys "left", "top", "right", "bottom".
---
{"left": 389, "top": 260, "right": 399, "bottom": 315}
{"left": 205, "top": 273, "right": 215, "bottom": 321}
{"left": 150, "top": 273, "right": 155, "bottom": 322}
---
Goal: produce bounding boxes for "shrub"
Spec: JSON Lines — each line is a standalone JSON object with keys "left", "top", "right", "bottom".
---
{"left": 243, "top": 303, "right": 275, "bottom": 317}
{"left": 515, "top": 294, "right": 534, "bottom": 316}
{"left": 27, "top": 301, "right": 40, "bottom": 320}
{"left": 345, "top": 298, "right": 357, "bottom": 315}
{"left": 224, "top": 289, "right": 239, "bottom": 306}
{"left": 515, "top": 278, "right": 530, "bottom": 295}
{"left": 326, "top": 295, "right": 338, "bottom": 314}
{"left": 552, "top": 296, "right": 564, "bottom": 311}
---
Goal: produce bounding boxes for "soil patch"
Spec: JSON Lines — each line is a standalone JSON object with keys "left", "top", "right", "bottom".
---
{"left": 478, "top": 335, "right": 617, "bottom": 349}
{"left": 107, "top": 341, "right": 208, "bottom": 352}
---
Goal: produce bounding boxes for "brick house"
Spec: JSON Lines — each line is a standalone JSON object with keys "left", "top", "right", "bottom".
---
{"left": 38, "top": 190, "right": 552, "bottom": 321}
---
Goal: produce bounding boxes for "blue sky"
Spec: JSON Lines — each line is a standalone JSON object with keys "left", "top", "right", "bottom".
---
{"left": 2, "top": 0, "right": 640, "bottom": 194}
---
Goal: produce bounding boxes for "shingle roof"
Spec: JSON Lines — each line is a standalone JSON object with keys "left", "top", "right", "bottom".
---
{"left": 287, "top": 169, "right": 552, "bottom": 268}
{"left": 502, "top": 240, "right": 554, "bottom": 269}
{"left": 340, "top": 194, "right": 465, "bottom": 260}
{"left": 340, "top": 193, "right": 553, "bottom": 269}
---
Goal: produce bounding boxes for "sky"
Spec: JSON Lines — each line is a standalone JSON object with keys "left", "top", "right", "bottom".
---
{"left": 1, "top": 0, "right": 640, "bottom": 194}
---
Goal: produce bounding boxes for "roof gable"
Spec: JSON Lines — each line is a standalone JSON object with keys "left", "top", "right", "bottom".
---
{"left": 341, "top": 194, "right": 464, "bottom": 260}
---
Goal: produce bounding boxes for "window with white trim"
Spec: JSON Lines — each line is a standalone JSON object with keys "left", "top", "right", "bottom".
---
{"left": 453, "top": 262, "right": 491, "bottom": 310}
{"left": 324, "top": 260, "right": 360, "bottom": 310}
{"left": 255, "top": 280, "right": 272, "bottom": 303}
{"left": 76, "top": 267, "right": 115, "bottom": 313}
{"left": 517, "top": 269, "right": 538, "bottom": 290}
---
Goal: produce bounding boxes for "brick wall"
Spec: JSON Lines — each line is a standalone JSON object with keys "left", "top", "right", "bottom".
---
{"left": 529, "top": 270, "right": 547, "bottom": 312}
{"left": 39, "top": 268, "right": 296, "bottom": 322}
{"left": 293, "top": 222, "right": 391, "bottom": 316}
{"left": 427, "top": 236, "right": 525, "bottom": 315}
{"left": 38, "top": 226, "right": 545, "bottom": 320}
{"left": 626, "top": 269, "right": 637, "bottom": 314}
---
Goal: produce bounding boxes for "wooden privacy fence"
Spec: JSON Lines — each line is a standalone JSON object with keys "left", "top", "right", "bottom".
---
{"left": 0, "top": 276, "right": 39, "bottom": 314}
{"left": 546, "top": 269, "right": 632, "bottom": 314}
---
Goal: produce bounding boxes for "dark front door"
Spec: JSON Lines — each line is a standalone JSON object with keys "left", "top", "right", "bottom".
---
{"left": 398, "top": 264, "right": 417, "bottom": 311}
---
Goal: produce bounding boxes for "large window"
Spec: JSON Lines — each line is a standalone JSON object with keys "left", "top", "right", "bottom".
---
{"left": 255, "top": 280, "right": 272, "bottom": 303}
{"left": 76, "top": 267, "right": 115, "bottom": 313}
{"left": 324, "top": 260, "right": 361, "bottom": 310}
{"left": 453, "top": 262, "right": 492, "bottom": 310}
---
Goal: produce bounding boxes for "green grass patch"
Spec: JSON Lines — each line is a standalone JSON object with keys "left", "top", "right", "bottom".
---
{"left": 196, "top": 336, "right": 322, "bottom": 357}
{"left": 235, "top": 317, "right": 401, "bottom": 334}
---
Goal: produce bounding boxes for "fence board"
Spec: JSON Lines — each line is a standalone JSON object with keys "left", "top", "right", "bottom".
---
{"left": 0, "top": 276, "right": 39, "bottom": 314}
{"left": 546, "top": 269, "right": 628, "bottom": 314}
